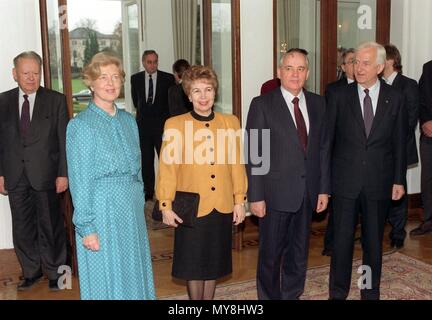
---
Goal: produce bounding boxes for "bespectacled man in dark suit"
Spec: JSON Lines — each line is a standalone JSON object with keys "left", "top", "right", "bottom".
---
{"left": 0, "top": 51, "right": 68, "bottom": 291}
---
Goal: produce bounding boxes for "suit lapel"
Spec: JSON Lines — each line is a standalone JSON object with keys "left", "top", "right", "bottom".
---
{"left": 369, "top": 84, "right": 391, "bottom": 138}
{"left": 10, "top": 88, "right": 20, "bottom": 135}
{"left": 349, "top": 84, "right": 367, "bottom": 138}
{"left": 274, "top": 89, "right": 304, "bottom": 153}
{"left": 304, "top": 91, "right": 316, "bottom": 155}
{"left": 28, "top": 87, "right": 44, "bottom": 140}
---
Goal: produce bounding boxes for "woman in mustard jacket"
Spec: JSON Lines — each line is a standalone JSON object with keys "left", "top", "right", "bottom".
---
{"left": 156, "top": 65, "right": 247, "bottom": 300}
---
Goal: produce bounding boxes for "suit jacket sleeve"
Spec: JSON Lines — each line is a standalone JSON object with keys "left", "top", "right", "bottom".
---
{"left": 319, "top": 98, "right": 331, "bottom": 195}
{"left": 66, "top": 119, "right": 97, "bottom": 237}
{"left": 131, "top": 74, "right": 139, "bottom": 111}
{"left": 420, "top": 63, "right": 432, "bottom": 125}
{"left": 245, "top": 97, "right": 266, "bottom": 202}
{"left": 404, "top": 78, "right": 420, "bottom": 133}
{"left": 393, "top": 94, "right": 408, "bottom": 185}
{"left": 57, "top": 94, "right": 69, "bottom": 177}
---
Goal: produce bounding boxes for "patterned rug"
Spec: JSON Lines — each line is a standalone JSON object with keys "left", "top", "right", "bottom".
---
{"left": 161, "top": 252, "right": 432, "bottom": 300}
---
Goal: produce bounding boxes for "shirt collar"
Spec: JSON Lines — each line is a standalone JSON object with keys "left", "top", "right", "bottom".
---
{"left": 358, "top": 79, "right": 380, "bottom": 96}
{"left": 280, "top": 87, "right": 305, "bottom": 104}
{"left": 383, "top": 71, "right": 398, "bottom": 85}
{"left": 19, "top": 87, "right": 37, "bottom": 100}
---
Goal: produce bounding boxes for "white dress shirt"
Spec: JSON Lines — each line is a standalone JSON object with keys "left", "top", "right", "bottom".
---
{"left": 280, "top": 87, "right": 310, "bottom": 134}
{"left": 145, "top": 71, "right": 158, "bottom": 103}
{"left": 358, "top": 79, "right": 381, "bottom": 117}
{"left": 18, "top": 88, "right": 36, "bottom": 121}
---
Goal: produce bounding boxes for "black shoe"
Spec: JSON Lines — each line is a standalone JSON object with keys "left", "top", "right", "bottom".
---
{"left": 321, "top": 248, "right": 332, "bottom": 256}
{"left": 49, "top": 279, "right": 61, "bottom": 292}
{"left": 390, "top": 239, "right": 404, "bottom": 249}
{"left": 410, "top": 225, "right": 432, "bottom": 236}
{"left": 17, "top": 274, "right": 43, "bottom": 291}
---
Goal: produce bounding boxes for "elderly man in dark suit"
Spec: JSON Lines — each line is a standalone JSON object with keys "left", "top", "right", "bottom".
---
{"left": 246, "top": 48, "right": 331, "bottom": 300}
{"left": 0, "top": 51, "right": 68, "bottom": 291}
{"left": 327, "top": 42, "right": 407, "bottom": 300}
{"left": 412, "top": 60, "right": 432, "bottom": 236}
{"left": 131, "top": 50, "right": 175, "bottom": 201}
{"left": 382, "top": 44, "right": 419, "bottom": 248}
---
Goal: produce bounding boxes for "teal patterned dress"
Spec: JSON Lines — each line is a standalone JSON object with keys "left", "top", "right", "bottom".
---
{"left": 66, "top": 102, "right": 155, "bottom": 300}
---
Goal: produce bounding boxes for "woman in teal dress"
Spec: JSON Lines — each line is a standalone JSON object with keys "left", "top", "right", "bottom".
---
{"left": 66, "top": 52, "right": 155, "bottom": 300}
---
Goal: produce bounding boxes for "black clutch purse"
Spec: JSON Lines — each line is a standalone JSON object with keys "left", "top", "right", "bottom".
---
{"left": 152, "top": 191, "right": 200, "bottom": 227}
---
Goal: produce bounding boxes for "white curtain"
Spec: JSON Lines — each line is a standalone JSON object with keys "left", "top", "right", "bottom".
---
{"left": 171, "top": 0, "right": 198, "bottom": 63}
{"left": 277, "top": 0, "right": 300, "bottom": 53}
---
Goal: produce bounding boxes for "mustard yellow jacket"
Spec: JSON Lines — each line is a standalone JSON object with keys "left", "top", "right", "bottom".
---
{"left": 155, "top": 111, "right": 248, "bottom": 217}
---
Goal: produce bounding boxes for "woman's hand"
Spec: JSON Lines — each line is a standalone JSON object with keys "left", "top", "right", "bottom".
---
{"left": 162, "top": 209, "right": 184, "bottom": 227}
{"left": 83, "top": 233, "right": 100, "bottom": 251}
{"left": 233, "top": 204, "right": 246, "bottom": 225}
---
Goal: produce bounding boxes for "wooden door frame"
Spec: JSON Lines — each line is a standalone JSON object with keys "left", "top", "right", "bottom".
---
{"left": 273, "top": 0, "right": 391, "bottom": 94}
{"left": 202, "top": 0, "right": 242, "bottom": 121}
{"left": 39, "top": 0, "right": 77, "bottom": 274}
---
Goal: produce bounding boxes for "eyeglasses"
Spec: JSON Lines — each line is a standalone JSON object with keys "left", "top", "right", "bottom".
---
{"left": 97, "top": 74, "right": 123, "bottom": 85}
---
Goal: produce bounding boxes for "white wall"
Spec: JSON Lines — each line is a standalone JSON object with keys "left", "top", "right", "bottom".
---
{"left": 240, "top": 0, "right": 274, "bottom": 127}
{"left": 141, "top": 0, "right": 175, "bottom": 73}
{"left": 390, "top": 0, "right": 432, "bottom": 194}
{"left": 0, "top": 0, "right": 42, "bottom": 249}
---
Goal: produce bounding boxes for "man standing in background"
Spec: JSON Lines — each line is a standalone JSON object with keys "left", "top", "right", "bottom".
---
{"left": 131, "top": 50, "right": 175, "bottom": 202}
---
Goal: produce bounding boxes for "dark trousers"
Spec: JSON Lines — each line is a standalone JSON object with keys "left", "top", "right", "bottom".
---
{"left": 323, "top": 200, "right": 334, "bottom": 251}
{"left": 8, "top": 172, "right": 67, "bottom": 280}
{"left": 138, "top": 125, "right": 162, "bottom": 200}
{"left": 388, "top": 181, "right": 408, "bottom": 242}
{"left": 329, "top": 192, "right": 390, "bottom": 300}
{"left": 420, "top": 139, "right": 432, "bottom": 227}
{"left": 257, "top": 194, "right": 312, "bottom": 300}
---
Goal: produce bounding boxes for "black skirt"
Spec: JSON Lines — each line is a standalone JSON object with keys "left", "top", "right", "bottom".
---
{"left": 172, "top": 209, "right": 233, "bottom": 280}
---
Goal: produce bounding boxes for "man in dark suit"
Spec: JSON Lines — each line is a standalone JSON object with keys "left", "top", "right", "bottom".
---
{"left": 168, "top": 59, "right": 193, "bottom": 117}
{"left": 383, "top": 44, "right": 419, "bottom": 248}
{"left": 327, "top": 42, "right": 407, "bottom": 300}
{"left": 0, "top": 51, "right": 68, "bottom": 291}
{"left": 131, "top": 50, "right": 175, "bottom": 201}
{"left": 322, "top": 48, "right": 356, "bottom": 256}
{"left": 246, "top": 48, "right": 330, "bottom": 300}
{"left": 411, "top": 60, "right": 432, "bottom": 236}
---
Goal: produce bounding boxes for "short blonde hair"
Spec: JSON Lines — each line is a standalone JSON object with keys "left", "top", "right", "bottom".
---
{"left": 82, "top": 52, "right": 125, "bottom": 87}
{"left": 182, "top": 65, "right": 219, "bottom": 96}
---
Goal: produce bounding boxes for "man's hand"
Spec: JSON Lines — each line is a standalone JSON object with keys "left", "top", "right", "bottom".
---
{"left": 316, "top": 194, "right": 329, "bottom": 213}
{"left": 392, "top": 184, "right": 405, "bottom": 201}
{"left": 0, "top": 176, "right": 7, "bottom": 195}
{"left": 422, "top": 121, "right": 432, "bottom": 137}
{"left": 83, "top": 233, "right": 100, "bottom": 251}
{"left": 250, "top": 201, "right": 266, "bottom": 218}
{"left": 56, "top": 177, "right": 68, "bottom": 194}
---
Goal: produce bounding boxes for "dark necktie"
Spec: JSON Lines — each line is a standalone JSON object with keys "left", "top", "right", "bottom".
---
{"left": 292, "top": 97, "right": 308, "bottom": 153}
{"left": 147, "top": 74, "right": 154, "bottom": 105}
{"left": 363, "top": 89, "right": 374, "bottom": 137}
{"left": 20, "top": 94, "right": 30, "bottom": 137}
